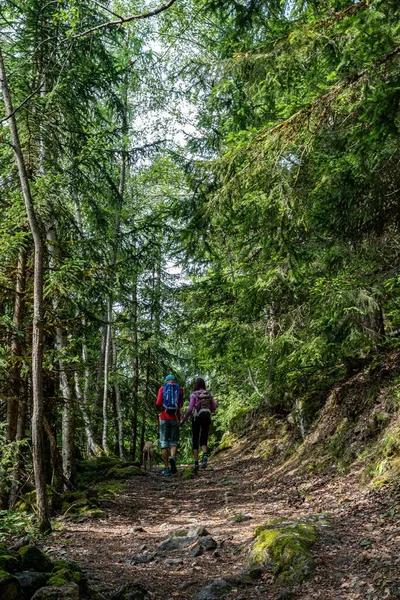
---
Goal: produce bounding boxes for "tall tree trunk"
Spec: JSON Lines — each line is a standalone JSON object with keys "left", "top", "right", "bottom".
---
{"left": 8, "top": 248, "right": 27, "bottom": 442}
{"left": 9, "top": 381, "right": 28, "bottom": 508}
{"left": 102, "top": 82, "right": 127, "bottom": 454}
{"left": 46, "top": 221, "right": 76, "bottom": 484}
{"left": 74, "top": 370, "right": 102, "bottom": 457}
{"left": 0, "top": 47, "right": 50, "bottom": 533}
{"left": 130, "top": 278, "right": 139, "bottom": 460}
{"left": 112, "top": 339, "right": 125, "bottom": 461}
{"left": 102, "top": 298, "right": 113, "bottom": 453}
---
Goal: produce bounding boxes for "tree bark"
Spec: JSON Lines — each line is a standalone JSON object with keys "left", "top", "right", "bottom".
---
{"left": 102, "top": 297, "right": 112, "bottom": 453}
{"left": 112, "top": 339, "right": 125, "bottom": 461}
{"left": 8, "top": 248, "right": 27, "bottom": 443}
{"left": 46, "top": 221, "right": 76, "bottom": 485}
{"left": 0, "top": 47, "right": 50, "bottom": 533}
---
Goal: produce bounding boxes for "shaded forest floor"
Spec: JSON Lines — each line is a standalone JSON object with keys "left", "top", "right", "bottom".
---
{"left": 42, "top": 445, "right": 400, "bottom": 600}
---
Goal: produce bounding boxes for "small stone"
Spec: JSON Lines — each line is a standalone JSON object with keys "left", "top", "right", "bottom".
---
{"left": 131, "top": 553, "right": 154, "bottom": 564}
{"left": 230, "top": 514, "right": 252, "bottom": 523}
{"left": 164, "top": 558, "right": 184, "bottom": 566}
{"left": 189, "top": 543, "right": 203, "bottom": 558}
{"left": 179, "top": 581, "right": 194, "bottom": 590}
{"left": 199, "top": 536, "right": 217, "bottom": 551}
{"left": 359, "top": 539, "right": 373, "bottom": 547}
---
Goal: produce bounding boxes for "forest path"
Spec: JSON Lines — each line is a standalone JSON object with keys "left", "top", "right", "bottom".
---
{"left": 46, "top": 451, "right": 400, "bottom": 600}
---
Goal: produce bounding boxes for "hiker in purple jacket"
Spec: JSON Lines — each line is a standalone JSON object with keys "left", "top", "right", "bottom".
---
{"left": 180, "top": 378, "right": 217, "bottom": 472}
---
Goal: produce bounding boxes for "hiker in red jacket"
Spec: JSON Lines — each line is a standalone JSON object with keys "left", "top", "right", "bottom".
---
{"left": 156, "top": 374, "right": 184, "bottom": 476}
{"left": 180, "top": 377, "right": 216, "bottom": 472}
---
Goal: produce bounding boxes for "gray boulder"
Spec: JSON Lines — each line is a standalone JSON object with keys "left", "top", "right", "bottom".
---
{"left": 31, "top": 582, "right": 80, "bottom": 600}
{"left": 193, "top": 578, "right": 232, "bottom": 600}
{"left": 14, "top": 570, "right": 48, "bottom": 598}
{"left": 110, "top": 581, "right": 149, "bottom": 600}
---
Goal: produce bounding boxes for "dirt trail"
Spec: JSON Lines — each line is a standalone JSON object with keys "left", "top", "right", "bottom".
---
{"left": 45, "top": 451, "right": 400, "bottom": 600}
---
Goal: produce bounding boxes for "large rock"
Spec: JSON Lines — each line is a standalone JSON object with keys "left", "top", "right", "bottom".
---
{"left": 248, "top": 519, "right": 317, "bottom": 585}
{"left": 110, "top": 581, "right": 149, "bottom": 600}
{"left": 31, "top": 582, "right": 80, "bottom": 600}
{"left": 0, "top": 569, "right": 23, "bottom": 600}
{"left": 0, "top": 553, "right": 22, "bottom": 573}
{"left": 193, "top": 578, "right": 232, "bottom": 600}
{"left": 18, "top": 546, "right": 53, "bottom": 573}
{"left": 14, "top": 570, "right": 48, "bottom": 598}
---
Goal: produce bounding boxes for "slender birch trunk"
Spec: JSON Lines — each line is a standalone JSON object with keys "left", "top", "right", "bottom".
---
{"left": 130, "top": 278, "right": 139, "bottom": 460}
{"left": 0, "top": 47, "right": 50, "bottom": 532}
{"left": 102, "top": 298, "right": 113, "bottom": 453}
{"left": 112, "top": 339, "right": 125, "bottom": 460}
{"left": 8, "top": 248, "right": 26, "bottom": 443}
{"left": 46, "top": 222, "right": 76, "bottom": 484}
{"left": 102, "top": 81, "right": 127, "bottom": 454}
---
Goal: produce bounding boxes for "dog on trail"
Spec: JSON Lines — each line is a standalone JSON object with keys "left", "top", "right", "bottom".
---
{"left": 142, "top": 441, "right": 154, "bottom": 471}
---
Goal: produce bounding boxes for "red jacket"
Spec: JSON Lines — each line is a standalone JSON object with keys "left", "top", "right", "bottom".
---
{"left": 156, "top": 385, "right": 184, "bottom": 421}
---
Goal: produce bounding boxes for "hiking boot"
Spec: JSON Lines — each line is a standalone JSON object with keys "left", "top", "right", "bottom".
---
{"left": 201, "top": 453, "right": 208, "bottom": 469}
{"left": 194, "top": 461, "right": 199, "bottom": 474}
{"left": 169, "top": 456, "right": 177, "bottom": 474}
{"left": 161, "top": 468, "right": 171, "bottom": 476}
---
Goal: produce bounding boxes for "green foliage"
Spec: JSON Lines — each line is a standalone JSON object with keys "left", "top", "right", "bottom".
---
{"left": 0, "top": 511, "right": 36, "bottom": 543}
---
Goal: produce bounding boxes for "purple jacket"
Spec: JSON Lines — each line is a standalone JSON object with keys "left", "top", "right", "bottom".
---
{"left": 180, "top": 389, "right": 217, "bottom": 425}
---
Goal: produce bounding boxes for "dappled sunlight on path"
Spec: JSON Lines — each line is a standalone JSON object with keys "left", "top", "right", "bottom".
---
{"left": 46, "top": 451, "right": 400, "bottom": 600}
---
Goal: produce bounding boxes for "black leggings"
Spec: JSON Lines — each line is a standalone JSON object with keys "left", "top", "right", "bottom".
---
{"left": 192, "top": 414, "right": 211, "bottom": 450}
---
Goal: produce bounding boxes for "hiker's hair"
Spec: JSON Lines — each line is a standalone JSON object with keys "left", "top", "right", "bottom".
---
{"left": 193, "top": 378, "right": 206, "bottom": 391}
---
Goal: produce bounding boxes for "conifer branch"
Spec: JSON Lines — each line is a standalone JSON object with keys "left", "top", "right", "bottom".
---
{"left": 70, "top": 0, "right": 178, "bottom": 40}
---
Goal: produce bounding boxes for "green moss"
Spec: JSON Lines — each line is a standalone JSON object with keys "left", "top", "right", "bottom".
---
{"left": 0, "top": 569, "right": 22, "bottom": 600}
{"left": 0, "top": 555, "right": 20, "bottom": 573}
{"left": 49, "top": 568, "right": 81, "bottom": 585}
{"left": 13, "top": 486, "right": 59, "bottom": 514}
{"left": 217, "top": 432, "right": 236, "bottom": 452}
{"left": 105, "top": 465, "right": 145, "bottom": 479}
{"left": 47, "top": 575, "right": 68, "bottom": 586}
{"left": 81, "top": 508, "right": 105, "bottom": 519}
{"left": 95, "top": 479, "right": 126, "bottom": 499}
{"left": 19, "top": 545, "right": 53, "bottom": 572}
{"left": 52, "top": 560, "right": 81, "bottom": 573}
{"left": 181, "top": 467, "right": 196, "bottom": 479}
{"left": 249, "top": 520, "right": 317, "bottom": 585}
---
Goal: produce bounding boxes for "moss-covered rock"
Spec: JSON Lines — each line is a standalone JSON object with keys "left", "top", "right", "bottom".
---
{"left": 216, "top": 432, "right": 236, "bottom": 453}
{"left": 46, "top": 575, "right": 69, "bottom": 586}
{"left": 105, "top": 465, "right": 145, "bottom": 479}
{"left": 80, "top": 508, "right": 105, "bottom": 519}
{"left": 14, "top": 487, "right": 58, "bottom": 514}
{"left": 0, "top": 569, "right": 22, "bottom": 600}
{"left": 0, "top": 554, "right": 21, "bottom": 573}
{"left": 19, "top": 545, "right": 53, "bottom": 573}
{"left": 248, "top": 520, "right": 317, "bottom": 585}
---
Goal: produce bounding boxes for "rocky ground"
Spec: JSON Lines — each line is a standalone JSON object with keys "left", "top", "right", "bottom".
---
{"left": 41, "top": 445, "right": 400, "bottom": 600}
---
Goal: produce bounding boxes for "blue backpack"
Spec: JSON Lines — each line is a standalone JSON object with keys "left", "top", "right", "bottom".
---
{"left": 162, "top": 383, "right": 180, "bottom": 415}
